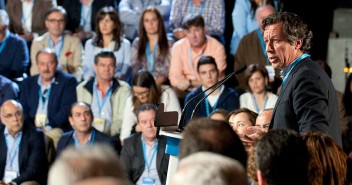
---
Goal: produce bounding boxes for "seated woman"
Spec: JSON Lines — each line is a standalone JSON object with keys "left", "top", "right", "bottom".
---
{"left": 83, "top": 6, "right": 132, "bottom": 83}
{"left": 131, "top": 6, "right": 173, "bottom": 86}
{"left": 240, "top": 64, "right": 278, "bottom": 113}
{"left": 120, "top": 70, "right": 181, "bottom": 142}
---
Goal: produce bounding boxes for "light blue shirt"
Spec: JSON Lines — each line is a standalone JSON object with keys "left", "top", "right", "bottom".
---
{"left": 72, "top": 129, "right": 95, "bottom": 147}
{"left": 36, "top": 76, "right": 55, "bottom": 129}
{"left": 3, "top": 127, "right": 22, "bottom": 180}
{"left": 80, "top": 0, "right": 93, "bottom": 32}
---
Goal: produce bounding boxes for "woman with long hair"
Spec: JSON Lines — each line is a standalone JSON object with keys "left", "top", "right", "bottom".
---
{"left": 120, "top": 70, "right": 181, "bottom": 142}
{"left": 83, "top": 6, "right": 132, "bottom": 82}
{"left": 131, "top": 6, "right": 173, "bottom": 86}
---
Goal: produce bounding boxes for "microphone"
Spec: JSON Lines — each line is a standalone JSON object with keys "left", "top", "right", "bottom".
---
{"left": 177, "top": 65, "right": 247, "bottom": 131}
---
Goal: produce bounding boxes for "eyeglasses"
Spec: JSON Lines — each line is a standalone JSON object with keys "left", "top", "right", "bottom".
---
{"left": 46, "top": 19, "right": 65, "bottom": 24}
{"left": 133, "top": 90, "right": 149, "bottom": 97}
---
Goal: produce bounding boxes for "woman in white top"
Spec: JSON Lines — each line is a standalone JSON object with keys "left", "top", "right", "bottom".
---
{"left": 240, "top": 64, "right": 278, "bottom": 113}
{"left": 120, "top": 70, "right": 181, "bottom": 141}
{"left": 83, "top": 6, "right": 132, "bottom": 83}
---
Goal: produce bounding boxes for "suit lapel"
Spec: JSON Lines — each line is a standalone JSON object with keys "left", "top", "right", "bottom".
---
{"left": 31, "top": 0, "right": 41, "bottom": 31}
{"left": 18, "top": 131, "right": 28, "bottom": 169}
{"left": 14, "top": 1, "right": 22, "bottom": 31}
{"left": 136, "top": 136, "right": 145, "bottom": 170}
{"left": 0, "top": 130, "right": 7, "bottom": 174}
{"left": 156, "top": 137, "right": 165, "bottom": 171}
{"left": 47, "top": 73, "right": 59, "bottom": 117}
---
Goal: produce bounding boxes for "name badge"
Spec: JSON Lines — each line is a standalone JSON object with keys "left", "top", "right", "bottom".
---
{"left": 142, "top": 177, "right": 155, "bottom": 185}
{"left": 93, "top": 118, "right": 105, "bottom": 132}
{"left": 265, "top": 65, "right": 275, "bottom": 83}
{"left": 35, "top": 113, "right": 47, "bottom": 128}
{"left": 3, "top": 170, "right": 18, "bottom": 183}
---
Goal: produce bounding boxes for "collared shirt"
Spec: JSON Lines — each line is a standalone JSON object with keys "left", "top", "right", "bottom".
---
{"left": 202, "top": 85, "right": 224, "bottom": 107}
{"left": 36, "top": 76, "right": 55, "bottom": 128}
{"left": 136, "top": 135, "right": 161, "bottom": 185}
{"left": 72, "top": 129, "right": 94, "bottom": 147}
{"left": 280, "top": 62, "right": 295, "bottom": 79}
{"left": 21, "top": 0, "right": 34, "bottom": 32}
{"left": 3, "top": 127, "right": 22, "bottom": 178}
{"left": 48, "top": 35, "right": 64, "bottom": 57}
{"left": 169, "top": 0, "right": 225, "bottom": 36}
{"left": 80, "top": 0, "right": 94, "bottom": 32}
{"left": 91, "top": 78, "right": 112, "bottom": 133}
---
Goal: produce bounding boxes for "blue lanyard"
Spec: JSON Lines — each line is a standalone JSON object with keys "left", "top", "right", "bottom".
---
{"left": 74, "top": 129, "right": 96, "bottom": 147}
{"left": 38, "top": 88, "right": 51, "bottom": 108}
{"left": 189, "top": 0, "right": 205, "bottom": 15}
{"left": 281, "top": 54, "right": 310, "bottom": 87}
{"left": 0, "top": 30, "right": 10, "bottom": 54}
{"left": 81, "top": 5, "right": 92, "bottom": 27}
{"left": 5, "top": 134, "right": 22, "bottom": 169}
{"left": 257, "top": 28, "right": 269, "bottom": 65}
{"left": 253, "top": 94, "right": 268, "bottom": 113}
{"left": 21, "top": 2, "right": 34, "bottom": 26}
{"left": 204, "top": 86, "right": 222, "bottom": 116}
{"left": 94, "top": 85, "right": 112, "bottom": 115}
{"left": 146, "top": 41, "right": 158, "bottom": 72}
{"left": 48, "top": 36, "right": 64, "bottom": 62}
{"left": 142, "top": 141, "right": 158, "bottom": 173}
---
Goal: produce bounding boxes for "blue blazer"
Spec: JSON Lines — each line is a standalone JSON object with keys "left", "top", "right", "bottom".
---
{"left": 56, "top": 128, "right": 120, "bottom": 157}
{"left": 0, "top": 124, "right": 48, "bottom": 185}
{"left": 183, "top": 85, "right": 239, "bottom": 125}
{"left": 0, "top": 75, "right": 19, "bottom": 106}
{"left": 19, "top": 70, "right": 77, "bottom": 131}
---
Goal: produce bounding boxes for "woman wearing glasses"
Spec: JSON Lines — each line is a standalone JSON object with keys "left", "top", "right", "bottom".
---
{"left": 120, "top": 70, "right": 181, "bottom": 142}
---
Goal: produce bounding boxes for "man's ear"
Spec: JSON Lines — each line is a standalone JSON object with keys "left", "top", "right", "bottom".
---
{"left": 68, "top": 117, "right": 74, "bottom": 127}
{"left": 257, "top": 170, "right": 267, "bottom": 185}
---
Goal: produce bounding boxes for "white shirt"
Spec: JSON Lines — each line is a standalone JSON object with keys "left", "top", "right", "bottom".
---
{"left": 21, "top": 0, "right": 34, "bottom": 33}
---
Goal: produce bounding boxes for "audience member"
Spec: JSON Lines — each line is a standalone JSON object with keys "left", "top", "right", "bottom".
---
{"left": 0, "top": 100, "right": 48, "bottom": 185}
{"left": 62, "top": 0, "right": 115, "bottom": 43}
{"left": 255, "top": 129, "right": 309, "bottom": 185}
{"left": 120, "top": 104, "right": 169, "bottom": 185}
{"left": 209, "top": 108, "right": 229, "bottom": 121}
{"left": 77, "top": 51, "right": 131, "bottom": 138}
{"left": 118, "top": 0, "right": 171, "bottom": 42}
{"left": 19, "top": 48, "right": 77, "bottom": 155}
{"left": 239, "top": 64, "right": 277, "bottom": 113}
{"left": 255, "top": 108, "right": 273, "bottom": 132}
{"left": 56, "top": 102, "right": 119, "bottom": 157}
{"left": 0, "top": 10, "right": 29, "bottom": 81}
{"left": 6, "top": 0, "right": 56, "bottom": 42}
{"left": 227, "top": 108, "right": 258, "bottom": 152}
{"left": 263, "top": 12, "right": 342, "bottom": 146}
{"left": 169, "top": 14, "right": 226, "bottom": 99}
{"left": 169, "top": 0, "right": 225, "bottom": 41}
{"left": 131, "top": 7, "right": 173, "bottom": 86}
{"left": 74, "top": 177, "right": 127, "bottom": 185}
{"left": 30, "top": 6, "right": 83, "bottom": 81}
{"left": 171, "top": 152, "right": 248, "bottom": 185}
{"left": 183, "top": 56, "right": 239, "bottom": 125}
{"left": 0, "top": 75, "right": 19, "bottom": 106}
{"left": 344, "top": 73, "right": 352, "bottom": 123}
{"left": 179, "top": 117, "right": 247, "bottom": 168}
{"left": 120, "top": 70, "right": 180, "bottom": 141}
{"left": 82, "top": 6, "right": 132, "bottom": 83}
{"left": 48, "top": 144, "right": 127, "bottom": 185}
{"left": 302, "top": 131, "right": 348, "bottom": 185}
{"left": 235, "top": 5, "right": 280, "bottom": 93}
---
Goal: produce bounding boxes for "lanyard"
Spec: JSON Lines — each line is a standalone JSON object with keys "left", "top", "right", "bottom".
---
{"left": 94, "top": 85, "right": 112, "bottom": 115}
{"left": 142, "top": 141, "right": 158, "bottom": 173}
{"left": 38, "top": 88, "right": 51, "bottom": 108}
{"left": 281, "top": 54, "right": 310, "bottom": 87}
{"left": 74, "top": 129, "right": 96, "bottom": 147}
{"left": 21, "top": 2, "right": 34, "bottom": 26}
{"left": 5, "top": 134, "right": 22, "bottom": 169}
{"left": 80, "top": 5, "right": 92, "bottom": 28}
{"left": 189, "top": 0, "right": 205, "bottom": 15}
{"left": 204, "top": 86, "right": 222, "bottom": 116}
{"left": 146, "top": 41, "right": 158, "bottom": 72}
{"left": 257, "top": 28, "right": 269, "bottom": 65}
{"left": 48, "top": 36, "right": 64, "bottom": 62}
{"left": 253, "top": 94, "right": 268, "bottom": 113}
{"left": 0, "top": 30, "right": 10, "bottom": 54}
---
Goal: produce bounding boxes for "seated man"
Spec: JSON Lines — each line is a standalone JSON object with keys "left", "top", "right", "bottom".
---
{"left": 183, "top": 56, "right": 239, "bottom": 125}
{"left": 255, "top": 108, "right": 273, "bottom": 133}
{"left": 76, "top": 51, "right": 131, "bottom": 138}
{"left": 0, "top": 100, "right": 48, "bottom": 185}
{"left": 0, "top": 75, "right": 19, "bottom": 106}
{"left": 120, "top": 104, "right": 169, "bottom": 185}
{"left": 19, "top": 48, "right": 77, "bottom": 153}
{"left": 30, "top": 6, "right": 83, "bottom": 81}
{"left": 57, "top": 102, "right": 120, "bottom": 157}
{"left": 0, "top": 10, "right": 29, "bottom": 81}
{"left": 169, "top": 14, "right": 226, "bottom": 99}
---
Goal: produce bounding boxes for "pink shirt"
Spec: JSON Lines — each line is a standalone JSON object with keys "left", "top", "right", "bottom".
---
{"left": 169, "top": 36, "right": 226, "bottom": 91}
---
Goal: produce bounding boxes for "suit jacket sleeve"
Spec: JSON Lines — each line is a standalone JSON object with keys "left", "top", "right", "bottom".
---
{"left": 12, "top": 36, "right": 29, "bottom": 78}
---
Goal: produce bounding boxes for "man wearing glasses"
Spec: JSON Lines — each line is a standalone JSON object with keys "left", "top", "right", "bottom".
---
{"left": 30, "top": 6, "right": 83, "bottom": 82}
{"left": 76, "top": 51, "right": 131, "bottom": 141}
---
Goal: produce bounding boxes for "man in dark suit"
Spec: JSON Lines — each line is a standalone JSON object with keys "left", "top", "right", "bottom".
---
{"left": 0, "top": 100, "right": 47, "bottom": 185}
{"left": 262, "top": 12, "right": 342, "bottom": 146}
{"left": 57, "top": 102, "right": 119, "bottom": 157}
{"left": 19, "top": 48, "right": 77, "bottom": 157}
{"left": 120, "top": 104, "right": 169, "bottom": 185}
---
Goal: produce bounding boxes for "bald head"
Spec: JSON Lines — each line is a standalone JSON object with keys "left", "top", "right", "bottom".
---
{"left": 255, "top": 5, "right": 275, "bottom": 27}
{"left": 0, "top": 100, "right": 24, "bottom": 136}
{"left": 255, "top": 109, "right": 273, "bottom": 132}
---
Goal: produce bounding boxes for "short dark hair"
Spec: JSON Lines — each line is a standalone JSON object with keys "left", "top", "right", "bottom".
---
{"left": 69, "top": 102, "right": 93, "bottom": 119}
{"left": 136, "top": 103, "right": 158, "bottom": 122}
{"left": 36, "top": 48, "right": 58, "bottom": 64}
{"left": 182, "top": 14, "right": 205, "bottom": 30}
{"left": 94, "top": 51, "right": 116, "bottom": 66}
{"left": 179, "top": 117, "right": 247, "bottom": 167}
{"left": 227, "top": 108, "right": 258, "bottom": 126}
{"left": 45, "top": 6, "right": 67, "bottom": 21}
{"left": 197, "top": 56, "right": 218, "bottom": 72}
